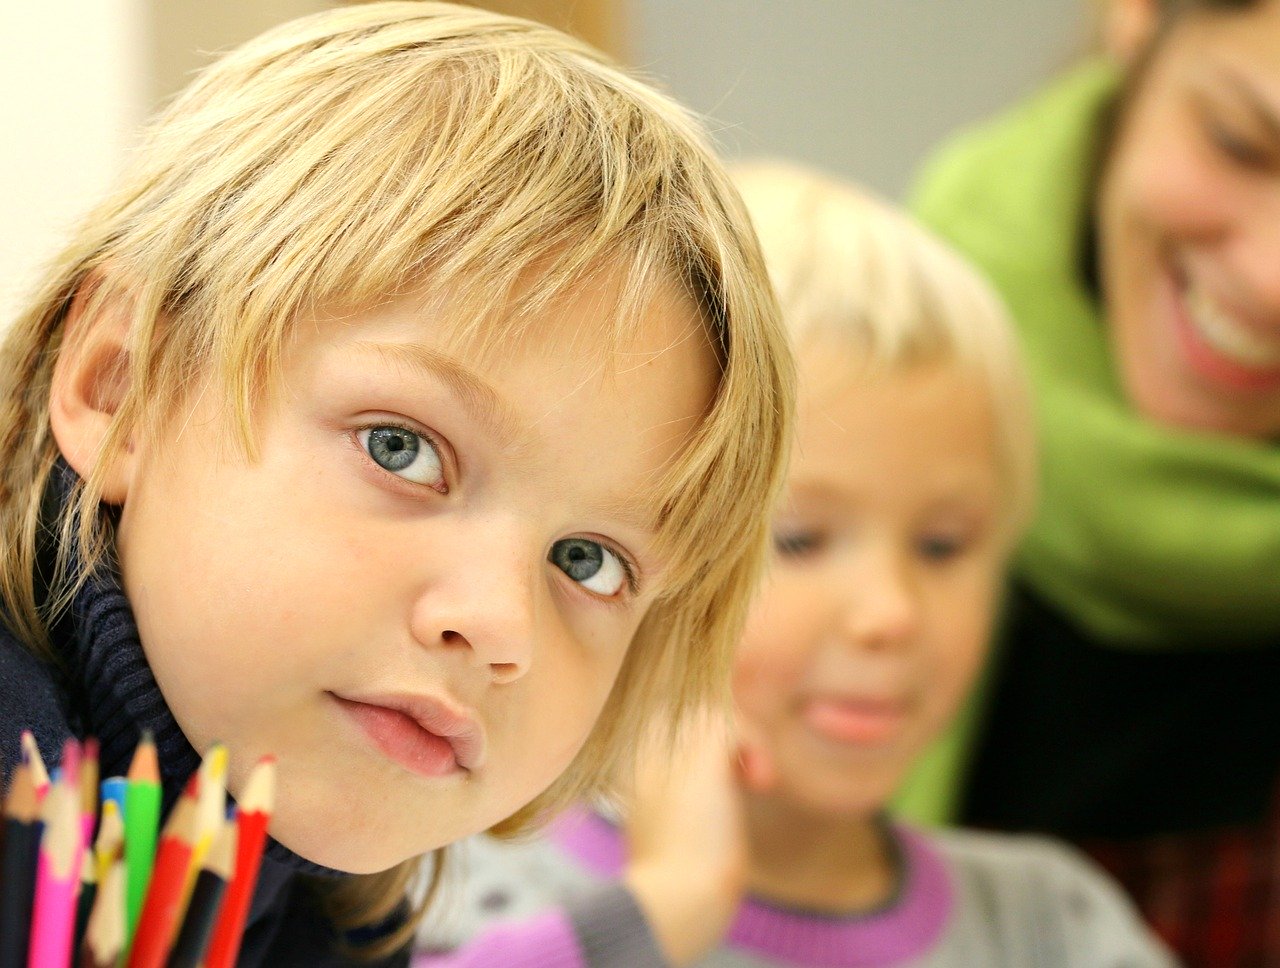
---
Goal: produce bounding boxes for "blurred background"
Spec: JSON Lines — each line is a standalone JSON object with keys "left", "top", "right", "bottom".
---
{"left": 0, "top": 0, "right": 1085, "bottom": 323}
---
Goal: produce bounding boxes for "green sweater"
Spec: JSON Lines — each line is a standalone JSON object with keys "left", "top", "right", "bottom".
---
{"left": 896, "top": 62, "right": 1280, "bottom": 833}
{"left": 915, "top": 60, "right": 1280, "bottom": 646}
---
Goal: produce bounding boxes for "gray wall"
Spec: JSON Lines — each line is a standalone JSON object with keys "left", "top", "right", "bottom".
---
{"left": 634, "top": 1, "right": 1089, "bottom": 199}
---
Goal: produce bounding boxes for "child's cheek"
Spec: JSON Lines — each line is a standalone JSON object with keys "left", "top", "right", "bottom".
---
{"left": 731, "top": 647, "right": 797, "bottom": 726}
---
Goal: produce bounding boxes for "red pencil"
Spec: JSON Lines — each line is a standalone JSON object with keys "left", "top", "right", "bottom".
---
{"left": 201, "top": 757, "right": 275, "bottom": 968}
{"left": 125, "top": 791, "right": 198, "bottom": 968}
{"left": 164, "top": 816, "right": 236, "bottom": 968}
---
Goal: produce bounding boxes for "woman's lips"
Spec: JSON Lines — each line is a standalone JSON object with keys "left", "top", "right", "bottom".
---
{"left": 801, "top": 696, "right": 908, "bottom": 747}
{"left": 1168, "top": 268, "right": 1280, "bottom": 393}
{"left": 331, "top": 692, "right": 484, "bottom": 778}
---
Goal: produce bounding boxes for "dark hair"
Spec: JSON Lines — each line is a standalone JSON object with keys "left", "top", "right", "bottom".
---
{"left": 1160, "top": 0, "right": 1261, "bottom": 14}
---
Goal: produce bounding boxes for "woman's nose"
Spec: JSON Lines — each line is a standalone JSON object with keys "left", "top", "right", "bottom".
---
{"left": 1227, "top": 196, "right": 1280, "bottom": 320}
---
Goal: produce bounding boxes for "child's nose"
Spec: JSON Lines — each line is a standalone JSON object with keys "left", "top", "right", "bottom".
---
{"left": 841, "top": 553, "right": 918, "bottom": 651}
{"left": 408, "top": 531, "right": 538, "bottom": 684}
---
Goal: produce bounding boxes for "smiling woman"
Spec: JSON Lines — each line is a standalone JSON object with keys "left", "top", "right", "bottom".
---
{"left": 1100, "top": 0, "right": 1280, "bottom": 434}
{"left": 906, "top": 0, "right": 1280, "bottom": 963}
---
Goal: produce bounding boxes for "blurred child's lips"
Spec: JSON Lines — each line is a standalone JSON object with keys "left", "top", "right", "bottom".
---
{"left": 801, "top": 696, "right": 907, "bottom": 747}
{"left": 330, "top": 691, "right": 485, "bottom": 776}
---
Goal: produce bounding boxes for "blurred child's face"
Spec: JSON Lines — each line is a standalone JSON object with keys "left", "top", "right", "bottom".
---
{"left": 113, "top": 265, "right": 716, "bottom": 872}
{"left": 733, "top": 348, "right": 1006, "bottom": 817}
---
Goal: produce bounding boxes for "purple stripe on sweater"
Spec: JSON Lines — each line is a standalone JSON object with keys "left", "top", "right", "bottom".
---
{"left": 548, "top": 809, "right": 627, "bottom": 876}
{"left": 413, "top": 908, "right": 588, "bottom": 968}
{"left": 550, "top": 809, "right": 953, "bottom": 968}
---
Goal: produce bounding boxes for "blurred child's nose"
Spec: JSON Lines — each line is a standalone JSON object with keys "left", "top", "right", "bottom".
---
{"left": 840, "top": 547, "right": 918, "bottom": 651}
{"left": 408, "top": 520, "right": 539, "bottom": 684}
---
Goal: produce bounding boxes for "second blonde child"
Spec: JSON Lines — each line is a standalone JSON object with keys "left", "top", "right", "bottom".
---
{"left": 417, "top": 163, "right": 1174, "bottom": 967}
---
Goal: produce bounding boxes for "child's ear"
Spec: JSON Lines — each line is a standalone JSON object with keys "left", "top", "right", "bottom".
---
{"left": 48, "top": 276, "right": 136, "bottom": 505}
{"left": 1104, "top": 0, "right": 1161, "bottom": 65}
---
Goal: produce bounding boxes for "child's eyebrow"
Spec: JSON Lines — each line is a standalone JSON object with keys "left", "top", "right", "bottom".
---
{"left": 353, "top": 340, "right": 524, "bottom": 449}
{"left": 352, "top": 339, "right": 662, "bottom": 543}
{"left": 589, "top": 495, "right": 662, "bottom": 541}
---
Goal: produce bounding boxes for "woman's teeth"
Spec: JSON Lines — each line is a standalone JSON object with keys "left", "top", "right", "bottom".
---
{"left": 1186, "top": 282, "right": 1280, "bottom": 368}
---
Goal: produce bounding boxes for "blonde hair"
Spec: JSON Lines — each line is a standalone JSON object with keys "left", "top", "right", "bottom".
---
{"left": 0, "top": 3, "right": 793, "bottom": 951}
{"left": 733, "top": 160, "right": 1036, "bottom": 537}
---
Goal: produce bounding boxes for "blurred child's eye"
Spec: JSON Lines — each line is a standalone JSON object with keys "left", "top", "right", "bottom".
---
{"left": 358, "top": 425, "right": 444, "bottom": 487}
{"left": 918, "top": 533, "right": 965, "bottom": 562}
{"left": 549, "top": 538, "right": 630, "bottom": 596}
{"left": 773, "top": 530, "right": 824, "bottom": 559}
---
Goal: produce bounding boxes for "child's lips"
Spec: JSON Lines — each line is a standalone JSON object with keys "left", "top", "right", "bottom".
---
{"left": 330, "top": 691, "right": 485, "bottom": 777}
{"left": 801, "top": 695, "right": 909, "bottom": 747}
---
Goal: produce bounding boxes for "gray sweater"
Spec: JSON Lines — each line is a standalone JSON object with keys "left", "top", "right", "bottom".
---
{"left": 417, "top": 809, "right": 1178, "bottom": 967}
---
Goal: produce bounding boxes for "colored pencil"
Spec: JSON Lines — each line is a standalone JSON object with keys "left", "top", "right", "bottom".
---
{"left": 73, "top": 848, "right": 98, "bottom": 955}
{"left": 0, "top": 764, "right": 40, "bottom": 968}
{"left": 79, "top": 859, "right": 125, "bottom": 968}
{"left": 126, "top": 790, "right": 197, "bottom": 968}
{"left": 201, "top": 757, "right": 275, "bottom": 968}
{"left": 79, "top": 738, "right": 99, "bottom": 850}
{"left": 164, "top": 817, "right": 236, "bottom": 968}
{"left": 27, "top": 770, "right": 81, "bottom": 968}
{"left": 180, "top": 745, "right": 227, "bottom": 910}
{"left": 99, "top": 777, "right": 127, "bottom": 822}
{"left": 124, "top": 732, "right": 161, "bottom": 948}
{"left": 92, "top": 800, "right": 124, "bottom": 886}
{"left": 19, "top": 732, "right": 49, "bottom": 801}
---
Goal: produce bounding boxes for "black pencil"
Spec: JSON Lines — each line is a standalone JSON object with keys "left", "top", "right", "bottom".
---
{"left": 0, "top": 763, "right": 41, "bottom": 968}
{"left": 73, "top": 848, "right": 98, "bottom": 954}
{"left": 163, "top": 816, "right": 237, "bottom": 968}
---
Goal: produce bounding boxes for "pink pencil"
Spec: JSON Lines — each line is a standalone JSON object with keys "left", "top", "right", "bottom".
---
{"left": 27, "top": 759, "right": 81, "bottom": 968}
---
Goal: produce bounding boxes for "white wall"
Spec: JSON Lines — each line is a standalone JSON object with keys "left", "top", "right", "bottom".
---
{"left": 0, "top": 1, "right": 1088, "bottom": 327}
{"left": 0, "top": 1, "right": 147, "bottom": 326}
{"left": 634, "top": 0, "right": 1088, "bottom": 199}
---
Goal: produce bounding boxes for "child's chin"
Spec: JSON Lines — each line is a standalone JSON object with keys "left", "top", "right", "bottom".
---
{"left": 780, "top": 771, "right": 900, "bottom": 819}
{"left": 267, "top": 803, "right": 424, "bottom": 874}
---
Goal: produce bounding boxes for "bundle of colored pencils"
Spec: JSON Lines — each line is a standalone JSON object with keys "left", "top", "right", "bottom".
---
{"left": 0, "top": 731, "right": 276, "bottom": 968}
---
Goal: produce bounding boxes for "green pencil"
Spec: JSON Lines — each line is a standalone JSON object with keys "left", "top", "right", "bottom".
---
{"left": 124, "top": 731, "right": 161, "bottom": 948}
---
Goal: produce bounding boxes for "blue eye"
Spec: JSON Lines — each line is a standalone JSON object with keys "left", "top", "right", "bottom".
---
{"left": 549, "top": 538, "right": 628, "bottom": 596}
{"left": 358, "top": 426, "right": 443, "bottom": 487}
{"left": 773, "top": 530, "right": 823, "bottom": 559}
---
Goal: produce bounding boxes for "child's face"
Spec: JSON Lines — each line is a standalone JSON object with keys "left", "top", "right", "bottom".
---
{"left": 733, "top": 348, "right": 1006, "bottom": 817}
{"left": 113, "top": 266, "right": 716, "bottom": 872}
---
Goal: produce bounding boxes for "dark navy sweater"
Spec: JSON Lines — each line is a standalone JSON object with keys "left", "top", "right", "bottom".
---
{"left": 0, "top": 469, "right": 409, "bottom": 966}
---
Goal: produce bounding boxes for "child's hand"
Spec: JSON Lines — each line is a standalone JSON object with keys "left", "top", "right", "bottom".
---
{"left": 622, "top": 709, "right": 747, "bottom": 966}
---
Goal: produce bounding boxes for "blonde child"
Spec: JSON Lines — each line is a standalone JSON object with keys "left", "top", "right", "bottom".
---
{"left": 415, "top": 162, "right": 1176, "bottom": 967}
{"left": 0, "top": 4, "right": 794, "bottom": 965}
